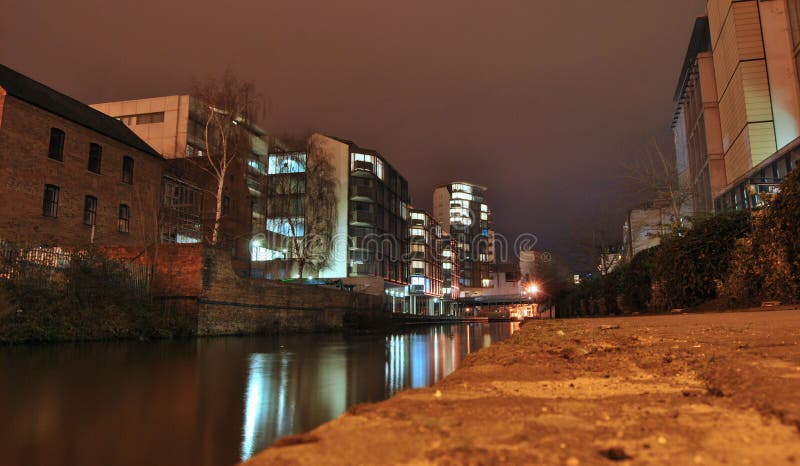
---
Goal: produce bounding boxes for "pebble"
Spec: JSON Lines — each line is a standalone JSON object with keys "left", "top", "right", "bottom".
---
{"left": 557, "top": 330, "right": 566, "bottom": 336}
{"left": 565, "top": 456, "right": 580, "bottom": 466}
{"left": 658, "top": 436, "right": 667, "bottom": 445}
{"left": 434, "top": 390, "right": 442, "bottom": 399}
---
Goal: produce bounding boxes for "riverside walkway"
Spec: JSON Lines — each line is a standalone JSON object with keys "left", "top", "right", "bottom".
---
{"left": 244, "top": 310, "right": 800, "bottom": 465}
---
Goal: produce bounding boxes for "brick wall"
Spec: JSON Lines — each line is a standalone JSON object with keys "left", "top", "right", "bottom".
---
{"left": 150, "top": 244, "right": 384, "bottom": 335}
{"left": 0, "top": 95, "right": 163, "bottom": 250}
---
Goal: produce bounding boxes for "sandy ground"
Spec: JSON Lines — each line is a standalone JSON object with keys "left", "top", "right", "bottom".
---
{"left": 244, "top": 310, "right": 800, "bottom": 465}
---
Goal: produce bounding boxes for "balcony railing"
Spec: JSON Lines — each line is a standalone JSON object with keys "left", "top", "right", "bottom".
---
{"left": 350, "top": 211, "right": 374, "bottom": 225}
{"left": 350, "top": 185, "right": 374, "bottom": 201}
{"left": 352, "top": 160, "right": 374, "bottom": 175}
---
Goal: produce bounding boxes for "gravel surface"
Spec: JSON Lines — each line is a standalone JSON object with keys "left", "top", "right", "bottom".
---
{"left": 244, "top": 310, "right": 800, "bottom": 465}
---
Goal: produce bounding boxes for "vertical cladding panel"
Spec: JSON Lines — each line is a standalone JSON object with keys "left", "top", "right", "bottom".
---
{"left": 734, "top": 2, "right": 767, "bottom": 60}
{"left": 714, "top": 13, "right": 741, "bottom": 96}
{"left": 748, "top": 121, "right": 777, "bottom": 165}
{"left": 714, "top": 1, "right": 765, "bottom": 96}
{"left": 741, "top": 60, "right": 774, "bottom": 122}
{"left": 708, "top": 0, "right": 733, "bottom": 45}
{"left": 719, "top": 67, "right": 748, "bottom": 152}
{"left": 725, "top": 129, "right": 753, "bottom": 183}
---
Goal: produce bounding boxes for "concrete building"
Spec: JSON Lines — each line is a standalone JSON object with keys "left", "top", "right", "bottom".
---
{"left": 91, "top": 95, "right": 266, "bottom": 267}
{"left": 0, "top": 64, "right": 163, "bottom": 250}
{"left": 672, "top": 16, "right": 726, "bottom": 213}
{"left": 622, "top": 206, "right": 674, "bottom": 260}
{"left": 256, "top": 134, "right": 411, "bottom": 298}
{"left": 432, "top": 181, "right": 492, "bottom": 291}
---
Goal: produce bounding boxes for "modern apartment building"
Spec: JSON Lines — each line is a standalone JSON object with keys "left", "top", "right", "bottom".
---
{"left": 91, "top": 95, "right": 266, "bottom": 265}
{"left": 705, "top": 0, "right": 800, "bottom": 197}
{"left": 433, "top": 181, "right": 492, "bottom": 291}
{"left": 257, "top": 133, "right": 411, "bottom": 297}
{"left": 408, "top": 209, "right": 444, "bottom": 315}
{"left": 0, "top": 64, "right": 163, "bottom": 250}
{"left": 439, "top": 232, "right": 461, "bottom": 313}
{"left": 672, "top": 16, "right": 726, "bottom": 213}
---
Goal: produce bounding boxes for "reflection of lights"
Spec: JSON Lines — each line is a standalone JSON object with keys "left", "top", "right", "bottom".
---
{"left": 241, "top": 354, "right": 269, "bottom": 461}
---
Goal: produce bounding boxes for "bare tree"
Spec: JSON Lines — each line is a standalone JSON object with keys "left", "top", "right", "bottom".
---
{"left": 624, "top": 138, "right": 694, "bottom": 233}
{"left": 190, "top": 70, "right": 261, "bottom": 246}
{"left": 264, "top": 135, "right": 337, "bottom": 279}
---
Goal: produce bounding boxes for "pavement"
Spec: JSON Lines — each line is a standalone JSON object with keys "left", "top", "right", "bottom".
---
{"left": 243, "top": 310, "right": 800, "bottom": 465}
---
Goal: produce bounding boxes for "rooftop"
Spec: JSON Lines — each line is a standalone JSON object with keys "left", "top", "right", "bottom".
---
{"left": 0, "top": 64, "right": 161, "bottom": 158}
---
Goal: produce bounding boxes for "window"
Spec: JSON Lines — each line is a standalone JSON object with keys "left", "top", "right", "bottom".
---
{"left": 122, "top": 156, "right": 134, "bottom": 184}
{"left": 48, "top": 128, "right": 65, "bottom": 161}
{"left": 42, "top": 185, "right": 59, "bottom": 217}
{"left": 118, "top": 204, "right": 130, "bottom": 233}
{"left": 268, "top": 152, "right": 307, "bottom": 174}
{"left": 83, "top": 196, "right": 97, "bottom": 226}
{"left": 222, "top": 196, "right": 230, "bottom": 216}
{"left": 88, "top": 143, "right": 102, "bottom": 173}
{"left": 136, "top": 112, "right": 165, "bottom": 124}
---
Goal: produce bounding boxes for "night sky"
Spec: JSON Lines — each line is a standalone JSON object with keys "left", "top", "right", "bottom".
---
{"left": 1, "top": 0, "right": 706, "bottom": 269}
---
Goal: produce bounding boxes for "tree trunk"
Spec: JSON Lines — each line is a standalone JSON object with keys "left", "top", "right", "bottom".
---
{"left": 211, "top": 166, "right": 227, "bottom": 246}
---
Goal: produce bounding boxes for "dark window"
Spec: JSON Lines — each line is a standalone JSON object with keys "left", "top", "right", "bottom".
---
{"left": 48, "top": 128, "right": 65, "bottom": 161}
{"left": 136, "top": 112, "right": 165, "bottom": 124}
{"left": 43, "top": 185, "right": 59, "bottom": 217}
{"left": 122, "top": 156, "right": 134, "bottom": 184}
{"left": 88, "top": 144, "right": 102, "bottom": 173}
{"left": 222, "top": 196, "right": 230, "bottom": 216}
{"left": 83, "top": 196, "right": 97, "bottom": 226}
{"left": 118, "top": 204, "right": 130, "bottom": 233}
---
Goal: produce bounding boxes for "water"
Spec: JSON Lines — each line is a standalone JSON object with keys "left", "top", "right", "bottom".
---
{"left": 0, "top": 322, "right": 517, "bottom": 466}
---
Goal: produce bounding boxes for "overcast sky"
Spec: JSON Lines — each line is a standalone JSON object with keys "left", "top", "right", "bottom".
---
{"left": 1, "top": 0, "right": 707, "bottom": 269}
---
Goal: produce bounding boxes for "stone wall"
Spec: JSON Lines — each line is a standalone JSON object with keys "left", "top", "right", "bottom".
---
{"left": 150, "top": 244, "right": 384, "bottom": 335}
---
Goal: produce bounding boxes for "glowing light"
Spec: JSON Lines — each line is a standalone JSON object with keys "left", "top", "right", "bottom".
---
{"left": 526, "top": 284, "right": 540, "bottom": 294}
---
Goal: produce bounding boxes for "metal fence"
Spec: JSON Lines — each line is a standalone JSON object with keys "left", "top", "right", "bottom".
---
{"left": 0, "top": 243, "right": 151, "bottom": 295}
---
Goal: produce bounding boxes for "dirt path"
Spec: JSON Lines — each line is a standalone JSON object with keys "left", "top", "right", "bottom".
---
{"left": 244, "top": 310, "right": 800, "bottom": 465}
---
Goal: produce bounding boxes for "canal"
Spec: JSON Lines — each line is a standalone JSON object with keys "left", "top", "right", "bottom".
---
{"left": 0, "top": 322, "right": 518, "bottom": 466}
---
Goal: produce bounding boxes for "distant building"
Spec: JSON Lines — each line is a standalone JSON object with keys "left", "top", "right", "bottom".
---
{"left": 408, "top": 209, "right": 444, "bottom": 315}
{"left": 256, "top": 134, "right": 411, "bottom": 298}
{"left": 91, "top": 95, "right": 264, "bottom": 270}
{"left": 0, "top": 64, "right": 163, "bottom": 250}
{"left": 622, "top": 206, "right": 674, "bottom": 260}
{"left": 432, "top": 181, "right": 492, "bottom": 291}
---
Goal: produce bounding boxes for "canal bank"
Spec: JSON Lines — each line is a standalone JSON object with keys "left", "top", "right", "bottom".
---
{"left": 245, "top": 310, "right": 800, "bottom": 465}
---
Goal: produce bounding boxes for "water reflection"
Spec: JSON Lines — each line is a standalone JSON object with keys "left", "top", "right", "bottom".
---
{"left": 0, "top": 323, "right": 516, "bottom": 466}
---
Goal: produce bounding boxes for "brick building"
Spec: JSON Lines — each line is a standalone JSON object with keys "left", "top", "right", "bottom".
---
{"left": 0, "top": 64, "right": 163, "bottom": 250}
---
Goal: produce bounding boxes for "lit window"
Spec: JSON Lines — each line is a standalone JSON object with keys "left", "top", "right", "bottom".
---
{"left": 481, "top": 204, "right": 488, "bottom": 212}
{"left": 411, "top": 227, "right": 425, "bottom": 237}
{"left": 443, "top": 262, "right": 452, "bottom": 270}
{"left": 268, "top": 153, "right": 307, "bottom": 174}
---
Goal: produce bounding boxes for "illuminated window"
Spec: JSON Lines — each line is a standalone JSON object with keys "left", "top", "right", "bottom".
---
{"left": 481, "top": 278, "right": 492, "bottom": 288}
{"left": 268, "top": 153, "right": 306, "bottom": 174}
{"left": 266, "top": 217, "right": 304, "bottom": 237}
{"left": 443, "top": 262, "right": 452, "bottom": 270}
{"left": 411, "top": 212, "right": 425, "bottom": 220}
{"left": 442, "top": 250, "right": 451, "bottom": 258}
{"left": 481, "top": 204, "right": 488, "bottom": 212}
{"left": 411, "top": 244, "right": 425, "bottom": 253}
{"left": 411, "top": 227, "right": 425, "bottom": 237}
{"left": 411, "top": 260, "right": 425, "bottom": 270}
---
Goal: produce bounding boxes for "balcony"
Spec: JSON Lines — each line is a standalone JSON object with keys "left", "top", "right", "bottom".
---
{"left": 350, "top": 185, "right": 374, "bottom": 202}
{"left": 351, "top": 160, "right": 375, "bottom": 177}
{"left": 349, "top": 210, "right": 374, "bottom": 226}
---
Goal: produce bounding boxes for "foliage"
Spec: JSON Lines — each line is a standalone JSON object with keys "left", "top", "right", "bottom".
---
{"left": 724, "top": 169, "right": 800, "bottom": 305}
{"left": 0, "top": 246, "right": 192, "bottom": 343}
{"left": 652, "top": 211, "right": 750, "bottom": 309}
{"left": 621, "top": 246, "right": 658, "bottom": 310}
